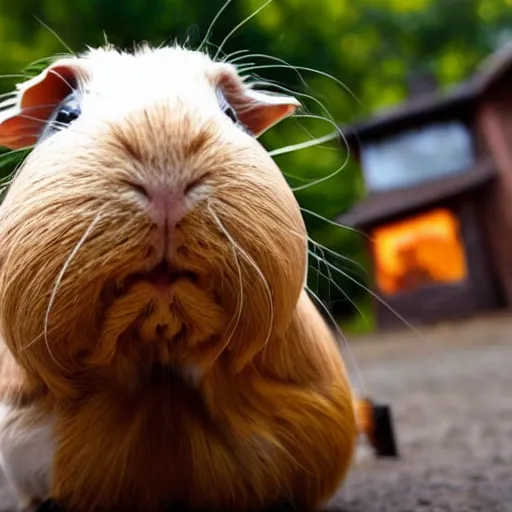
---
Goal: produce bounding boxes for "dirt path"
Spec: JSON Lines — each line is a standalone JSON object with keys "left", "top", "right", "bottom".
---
{"left": 328, "top": 313, "right": 512, "bottom": 512}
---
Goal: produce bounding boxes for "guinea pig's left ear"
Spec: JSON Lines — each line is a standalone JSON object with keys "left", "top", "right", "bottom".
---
{"left": 239, "top": 88, "right": 301, "bottom": 136}
{"left": 0, "top": 58, "right": 88, "bottom": 149}
{"left": 218, "top": 67, "right": 301, "bottom": 137}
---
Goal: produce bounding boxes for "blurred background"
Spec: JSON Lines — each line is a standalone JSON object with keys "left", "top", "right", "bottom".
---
{"left": 1, "top": 0, "right": 511, "bottom": 335}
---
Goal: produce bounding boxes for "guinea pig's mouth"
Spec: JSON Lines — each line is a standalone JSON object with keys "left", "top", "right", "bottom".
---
{"left": 93, "top": 260, "right": 225, "bottom": 364}
{"left": 100, "top": 261, "right": 199, "bottom": 309}
{"left": 123, "top": 261, "right": 199, "bottom": 289}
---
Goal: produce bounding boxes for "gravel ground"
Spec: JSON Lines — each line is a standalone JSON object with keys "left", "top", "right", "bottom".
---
{"left": 327, "top": 312, "right": 512, "bottom": 512}
{"left": 1, "top": 313, "right": 511, "bottom": 511}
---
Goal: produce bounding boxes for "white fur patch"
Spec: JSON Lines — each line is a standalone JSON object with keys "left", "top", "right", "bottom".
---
{"left": 0, "top": 403, "right": 54, "bottom": 511}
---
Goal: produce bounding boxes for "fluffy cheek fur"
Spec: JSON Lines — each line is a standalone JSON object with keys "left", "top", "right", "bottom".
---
{"left": 0, "top": 136, "right": 150, "bottom": 397}
{"left": 0, "top": 109, "right": 306, "bottom": 396}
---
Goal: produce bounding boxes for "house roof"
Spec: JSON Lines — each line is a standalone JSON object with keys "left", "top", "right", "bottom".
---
{"left": 339, "top": 43, "right": 512, "bottom": 147}
{"left": 336, "top": 159, "right": 496, "bottom": 230}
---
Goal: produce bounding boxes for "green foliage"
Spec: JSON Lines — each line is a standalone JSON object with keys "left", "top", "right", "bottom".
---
{"left": 0, "top": 0, "right": 511, "bottom": 327}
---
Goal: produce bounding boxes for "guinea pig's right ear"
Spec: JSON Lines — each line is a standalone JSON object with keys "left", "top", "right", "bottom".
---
{"left": 0, "top": 58, "right": 88, "bottom": 149}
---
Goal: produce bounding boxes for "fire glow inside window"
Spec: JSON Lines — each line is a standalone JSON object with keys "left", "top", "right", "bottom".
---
{"left": 361, "top": 121, "right": 475, "bottom": 193}
{"left": 372, "top": 208, "right": 468, "bottom": 296}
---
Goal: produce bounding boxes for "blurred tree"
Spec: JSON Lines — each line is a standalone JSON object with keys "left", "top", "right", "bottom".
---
{"left": 0, "top": 0, "right": 511, "bottom": 326}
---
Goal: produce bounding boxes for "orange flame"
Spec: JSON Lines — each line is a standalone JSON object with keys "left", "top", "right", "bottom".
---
{"left": 373, "top": 208, "right": 467, "bottom": 295}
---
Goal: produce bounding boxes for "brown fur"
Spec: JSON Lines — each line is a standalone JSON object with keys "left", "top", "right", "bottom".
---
{"left": 0, "top": 45, "right": 357, "bottom": 511}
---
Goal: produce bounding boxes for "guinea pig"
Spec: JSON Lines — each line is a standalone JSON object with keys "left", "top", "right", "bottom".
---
{"left": 0, "top": 43, "right": 357, "bottom": 512}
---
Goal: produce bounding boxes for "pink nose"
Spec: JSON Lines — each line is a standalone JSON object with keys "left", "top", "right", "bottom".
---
{"left": 143, "top": 185, "right": 186, "bottom": 230}
{"left": 131, "top": 183, "right": 186, "bottom": 254}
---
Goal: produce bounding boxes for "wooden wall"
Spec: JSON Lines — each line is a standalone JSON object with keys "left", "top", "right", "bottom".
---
{"left": 476, "top": 69, "right": 512, "bottom": 308}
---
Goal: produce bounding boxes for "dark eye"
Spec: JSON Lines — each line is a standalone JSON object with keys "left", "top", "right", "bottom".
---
{"left": 217, "top": 89, "right": 239, "bottom": 124}
{"left": 223, "top": 104, "right": 238, "bottom": 124}
{"left": 39, "top": 93, "right": 81, "bottom": 143}
{"left": 53, "top": 94, "right": 81, "bottom": 126}
{"left": 54, "top": 105, "right": 80, "bottom": 125}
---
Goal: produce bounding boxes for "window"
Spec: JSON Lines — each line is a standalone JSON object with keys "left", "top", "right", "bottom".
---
{"left": 372, "top": 208, "right": 468, "bottom": 296}
{"left": 361, "top": 121, "right": 475, "bottom": 193}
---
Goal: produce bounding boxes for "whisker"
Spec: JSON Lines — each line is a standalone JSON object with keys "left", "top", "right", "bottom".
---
{"left": 0, "top": 146, "right": 34, "bottom": 190}
{"left": 290, "top": 120, "right": 340, "bottom": 155}
{"left": 34, "top": 16, "right": 76, "bottom": 56}
{"left": 0, "top": 103, "right": 62, "bottom": 123}
{"left": 307, "top": 236, "right": 368, "bottom": 278}
{"left": 201, "top": 40, "right": 228, "bottom": 60}
{"left": 209, "top": 203, "right": 274, "bottom": 348}
{"left": 314, "top": 245, "right": 330, "bottom": 303}
{"left": 214, "top": 0, "right": 274, "bottom": 60}
{"left": 268, "top": 131, "right": 339, "bottom": 157}
{"left": 47, "top": 69, "right": 77, "bottom": 95}
{"left": 244, "top": 62, "right": 339, "bottom": 121}
{"left": 309, "top": 249, "right": 369, "bottom": 327}
{"left": 247, "top": 80, "right": 334, "bottom": 126}
{"left": 231, "top": 52, "right": 297, "bottom": 67}
{"left": 301, "top": 208, "right": 370, "bottom": 241}
{"left": 240, "top": 255, "right": 274, "bottom": 346}
{"left": 239, "top": 64, "right": 361, "bottom": 105}
{"left": 9, "top": 111, "right": 103, "bottom": 147}
{"left": 206, "top": 204, "right": 365, "bottom": 369}
{"left": 222, "top": 48, "right": 251, "bottom": 63}
{"left": 23, "top": 55, "right": 67, "bottom": 73}
{"left": 197, "top": 0, "right": 234, "bottom": 52}
{"left": 16, "top": 113, "right": 69, "bottom": 130}
{"left": 40, "top": 212, "right": 103, "bottom": 369}
{"left": 312, "top": 245, "right": 321, "bottom": 296}
{"left": 245, "top": 74, "right": 329, "bottom": 115}
{"left": 273, "top": 122, "right": 343, "bottom": 169}
{"left": 262, "top": 113, "right": 335, "bottom": 182}
{"left": 315, "top": 245, "right": 331, "bottom": 304}
{"left": 238, "top": 54, "right": 319, "bottom": 103}
{"left": 281, "top": 172, "right": 314, "bottom": 184}
{"left": 305, "top": 285, "right": 366, "bottom": 397}
{"left": 239, "top": 59, "right": 309, "bottom": 91}
{"left": 309, "top": 251, "right": 427, "bottom": 343}
{"left": 247, "top": 74, "right": 334, "bottom": 121}
{"left": 284, "top": 115, "right": 350, "bottom": 192}
{"left": 208, "top": 204, "right": 245, "bottom": 350}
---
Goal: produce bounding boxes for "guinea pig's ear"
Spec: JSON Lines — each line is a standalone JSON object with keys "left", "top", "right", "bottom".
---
{"left": 218, "top": 68, "right": 301, "bottom": 137}
{"left": 239, "top": 88, "right": 301, "bottom": 136}
{"left": 0, "top": 58, "right": 88, "bottom": 149}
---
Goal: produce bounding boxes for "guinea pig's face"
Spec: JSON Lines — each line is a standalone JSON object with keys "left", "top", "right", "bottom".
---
{"left": 0, "top": 46, "right": 306, "bottom": 393}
